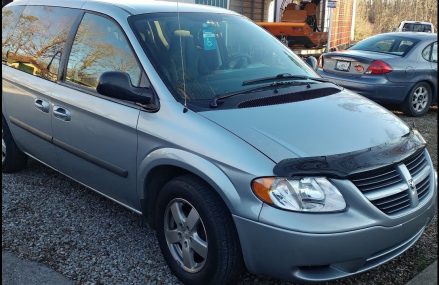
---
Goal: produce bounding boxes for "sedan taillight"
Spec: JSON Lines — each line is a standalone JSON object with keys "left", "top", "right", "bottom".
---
{"left": 365, "top": 60, "right": 392, "bottom": 75}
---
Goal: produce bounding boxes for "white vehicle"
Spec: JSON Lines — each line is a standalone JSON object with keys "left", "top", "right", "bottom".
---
{"left": 396, "top": 21, "right": 435, "bottom": 33}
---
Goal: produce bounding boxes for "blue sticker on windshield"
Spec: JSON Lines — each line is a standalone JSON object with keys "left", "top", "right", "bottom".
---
{"left": 202, "top": 27, "right": 217, "bottom": 51}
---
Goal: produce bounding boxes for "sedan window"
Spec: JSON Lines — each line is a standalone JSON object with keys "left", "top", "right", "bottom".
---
{"left": 422, "top": 42, "right": 438, "bottom": 62}
{"left": 422, "top": 44, "right": 432, "bottom": 60}
{"left": 350, "top": 35, "right": 419, "bottom": 56}
{"left": 431, "top": 42, "right": 437, "bottom": 62}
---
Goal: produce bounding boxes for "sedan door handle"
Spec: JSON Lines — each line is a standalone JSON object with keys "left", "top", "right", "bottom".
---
{"left": 34, "top": 98, "right": 50, "bottom": 113}
{"left": 53, "top": 105, "right": 71, "bottom": 121}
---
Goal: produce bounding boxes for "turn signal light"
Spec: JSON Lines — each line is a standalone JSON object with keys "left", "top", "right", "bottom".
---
{"left": 365, "top": 60, "right": 392, "bottom": 75}
{"left": 251, "top": 177, "right": 275, "bottom": 204}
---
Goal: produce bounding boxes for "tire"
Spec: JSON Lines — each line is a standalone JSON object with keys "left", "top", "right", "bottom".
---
{"left": 402, "top": 82, "right": 432, "bottom": 117}
{"left": 155, "top": 174, "right": 243, "bottom": 285}
{"left": 2, "top": 115, "right": 27, "bottom": 173}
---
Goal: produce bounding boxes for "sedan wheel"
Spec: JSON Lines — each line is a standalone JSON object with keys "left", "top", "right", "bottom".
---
{"left": 411, "top": 86, "right": 429, "bottom": 112}
{"left": 403, "top": 82, "right": 432, "bottom": 117}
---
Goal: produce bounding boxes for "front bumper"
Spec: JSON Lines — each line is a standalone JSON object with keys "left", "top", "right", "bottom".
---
{"left": 317, "top": 69, "right": 412, "bottom": 104}
{"left": 234, "top": 173, "right": 437, "bottom": 283}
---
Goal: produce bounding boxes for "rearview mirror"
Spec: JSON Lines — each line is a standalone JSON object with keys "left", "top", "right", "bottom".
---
{"left": 97, "top": 71, "right": 152, "bottom": 105}
{"left": 305, "top": 56, "right": 318, "bottom": 70}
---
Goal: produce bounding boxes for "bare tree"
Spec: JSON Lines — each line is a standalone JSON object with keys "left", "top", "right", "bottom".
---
{"left": 355, "top": 0, "right": 437, "bottom": 40}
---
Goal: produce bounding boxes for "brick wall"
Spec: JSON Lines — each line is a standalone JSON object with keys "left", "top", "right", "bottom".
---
{"left": 328, "top": 0, "right": 353, "bottom": 49}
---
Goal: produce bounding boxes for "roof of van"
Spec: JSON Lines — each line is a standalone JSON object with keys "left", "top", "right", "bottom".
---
{"left": 8, "top": 0, "right": 237, "bottom": 15}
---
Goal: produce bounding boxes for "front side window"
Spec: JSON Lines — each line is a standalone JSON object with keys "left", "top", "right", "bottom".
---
{"left": 129, "top": 13, "right": 316, "bottom": 103}
{"left": 350, "top": 35, "right": 419, "bottom": 56}
{"left": 4, "top": 6, "right": 80, "bottom": 81}
{"left": 66, "top": 13, "right": 142, "bottom": 90}
{"left": 2, "top": 5, "right": 25, "bottom": 62}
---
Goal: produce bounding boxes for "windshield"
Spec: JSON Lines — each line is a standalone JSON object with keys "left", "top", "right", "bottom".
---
{"left": 129, "top": 12, "right": 316, "bottom": 102}
{"left": 349, "top": 35, "right": 419, "bottom": 56}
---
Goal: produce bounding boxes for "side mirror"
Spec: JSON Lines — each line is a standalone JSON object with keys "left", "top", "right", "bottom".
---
{"left": 305, "top": 56, "right": 318, "bottom": 70}
{"left": 97, "top": 71, "right": 152, "bottom": 105}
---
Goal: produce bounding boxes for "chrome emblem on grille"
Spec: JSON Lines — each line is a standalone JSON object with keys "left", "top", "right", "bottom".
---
{"left": 407, "top": 178, "right": 417, "bottom": 192}
{"left": 397, "top": 164, "right": 419, "bottom": 207}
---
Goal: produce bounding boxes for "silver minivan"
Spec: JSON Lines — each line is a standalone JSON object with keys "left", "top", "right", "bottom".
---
{"left": 2, "top": 1, "right": 437, "bottom": 284}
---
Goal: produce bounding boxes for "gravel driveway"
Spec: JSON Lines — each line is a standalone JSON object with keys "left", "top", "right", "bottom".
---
{"left": 2, "top": 108, "right": 437, "bottom": 285}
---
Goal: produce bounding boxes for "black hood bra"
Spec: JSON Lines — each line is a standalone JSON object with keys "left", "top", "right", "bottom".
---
{"left": 273, "top": 129, "right": 426, "bottom": 179}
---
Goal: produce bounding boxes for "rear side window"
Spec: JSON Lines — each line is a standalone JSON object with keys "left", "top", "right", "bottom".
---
{"left": 2, "top": 5, "right": 25, "bottom": 63}
{"left": 66, "top": 13, "right": 142, "bottom": 90}
{"left": 5, "top": 6, "right": 80, "bottom": 81}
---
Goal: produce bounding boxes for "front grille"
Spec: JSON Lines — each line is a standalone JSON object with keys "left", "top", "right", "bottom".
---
{"left": 351, "top": 166, "right": 403, "bottom": 192}
{"left": 372, "top": 190, "right": 411, "bottom": 214}
{"left": 417, "top": 174, "right": 431, "bottom": 201}
{"left": 404, "top": 149, "right": 428, "bottom": 177}
{"left": 350, "top": 149, "right": 431, "bottom": 215}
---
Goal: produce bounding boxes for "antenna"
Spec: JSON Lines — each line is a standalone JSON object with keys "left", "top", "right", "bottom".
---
{"left": 176, "top": 0, "right": 188, "bottom": 113}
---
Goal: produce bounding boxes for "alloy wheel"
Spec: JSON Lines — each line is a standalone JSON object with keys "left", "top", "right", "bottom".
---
{"left": 164, "top": 198, "right": 208, "bottom": 273}
{"left": 411, "top": 86, "right": 429, "bottom": 113}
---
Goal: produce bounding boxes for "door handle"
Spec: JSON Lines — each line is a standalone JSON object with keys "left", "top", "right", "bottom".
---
{"left": 34, "top": 98, "right": 50, "bottom": 113}
{"left": 53, "top": 105, "right": 71, "bottom": 121}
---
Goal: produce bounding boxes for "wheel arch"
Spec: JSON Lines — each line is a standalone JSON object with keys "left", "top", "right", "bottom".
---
{"left": 137, "top": 148, "right": 242, "bottom": 228}
{"left": 407, "top": 79, "right": 436, "bottom": 100}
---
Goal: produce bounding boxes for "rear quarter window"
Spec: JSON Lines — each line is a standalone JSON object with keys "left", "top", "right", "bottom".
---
{"left": 422, "top": 42, "right": 438, "bottom": 62}
{"left": 4, "top": 5, "right": 80, "bottom": 81}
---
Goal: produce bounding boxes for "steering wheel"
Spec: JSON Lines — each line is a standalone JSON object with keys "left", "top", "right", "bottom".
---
{"left": 226, "top": 54, "right": 252, "bottom": 69}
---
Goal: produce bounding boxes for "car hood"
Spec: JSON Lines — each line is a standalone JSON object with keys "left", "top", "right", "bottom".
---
{"left": 199, "top": 90, "right": 410, "bottom": 163}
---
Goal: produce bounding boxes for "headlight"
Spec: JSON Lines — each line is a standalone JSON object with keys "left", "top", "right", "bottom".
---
{"left": 252, "top": 177, "right": 346, "bottom": 212}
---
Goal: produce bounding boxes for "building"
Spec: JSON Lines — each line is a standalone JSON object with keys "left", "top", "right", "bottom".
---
{"left": 193, "top": 0, "right": 356, "bottom": 50}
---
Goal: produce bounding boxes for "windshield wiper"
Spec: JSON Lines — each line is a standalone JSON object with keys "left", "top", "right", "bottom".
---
{"left": 210, "top": 80, "right": 308, "bottom": 108}
{"left": 242, "top": 73, "right": 330, "bottom": 86}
